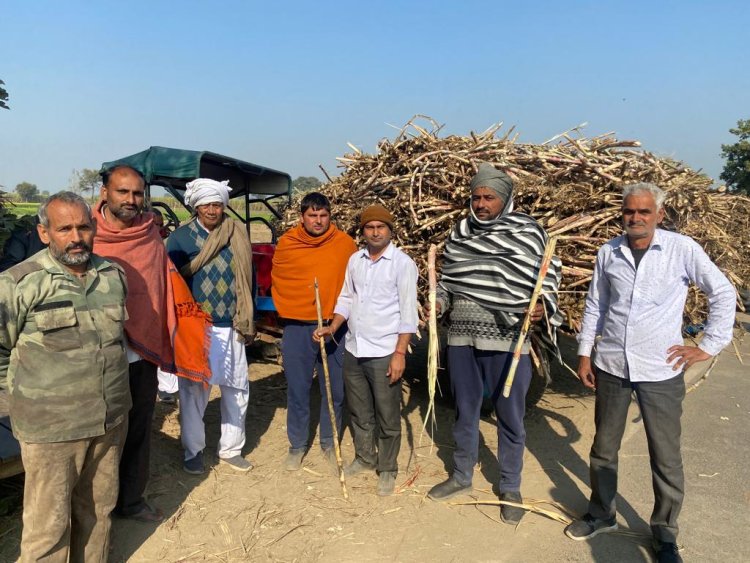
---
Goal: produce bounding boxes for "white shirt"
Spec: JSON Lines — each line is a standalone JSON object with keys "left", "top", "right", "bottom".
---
{"left": 334, "top": 243, "right": 419, "bottom": 358}
{"left": 577, "top": 229, "right": 735, "bottom": 382}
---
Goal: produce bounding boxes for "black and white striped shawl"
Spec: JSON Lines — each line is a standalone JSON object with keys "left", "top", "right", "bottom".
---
{"left": 439, "top": 212, "right": 563, "bottom": 328}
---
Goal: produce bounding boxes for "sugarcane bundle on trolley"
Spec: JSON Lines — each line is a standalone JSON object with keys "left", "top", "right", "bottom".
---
{"left": 280, "top": 116, "right": 750, "bottom": 412}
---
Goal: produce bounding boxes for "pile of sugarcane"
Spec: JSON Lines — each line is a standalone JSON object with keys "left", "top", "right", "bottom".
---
{"left": 282, "top": 116, "right": 750, "bottom": 330}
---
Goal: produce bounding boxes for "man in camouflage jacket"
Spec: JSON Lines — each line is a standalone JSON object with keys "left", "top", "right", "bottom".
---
{"left": 0, "top": 192, "right": 131, "bottom": 563}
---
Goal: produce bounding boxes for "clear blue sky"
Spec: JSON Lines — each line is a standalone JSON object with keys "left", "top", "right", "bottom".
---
{"left": 1, "top": 0, "right": 748, "bottom": 193}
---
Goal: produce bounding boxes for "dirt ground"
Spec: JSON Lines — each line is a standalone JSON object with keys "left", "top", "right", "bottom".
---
{"left": 1, "top": 331, "right": 745, "bottom": 562}
{"left": 110, "top": 357, "right": 604, "bottom": 563}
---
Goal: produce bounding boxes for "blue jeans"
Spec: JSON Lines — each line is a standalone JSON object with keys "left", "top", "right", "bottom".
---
{"left": 281, "top": 321, "right": 345, "bottom": 452}
{"left": 588, "top": 370, "right": 685, "bottom": 542}
{"left": 448, "top": 346, "right": 531, "bottom": 493}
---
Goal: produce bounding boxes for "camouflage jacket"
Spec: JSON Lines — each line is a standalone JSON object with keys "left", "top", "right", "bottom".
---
{"left": 0, "top": 249, "right": 132, "bottom": 443}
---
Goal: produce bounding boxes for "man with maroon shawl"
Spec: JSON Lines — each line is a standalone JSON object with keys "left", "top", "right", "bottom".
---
{"left": 93, "top": 165, "right": 210, "bottom": 522}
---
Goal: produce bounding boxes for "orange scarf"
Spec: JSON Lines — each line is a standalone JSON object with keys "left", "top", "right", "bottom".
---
{"left": 272, "top": 223, "right": 357, "bottom": 321}
{"left": 93, "top": 201, "right": 212, "bottom": 383}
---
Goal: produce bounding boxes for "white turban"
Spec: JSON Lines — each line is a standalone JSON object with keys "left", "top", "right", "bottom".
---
{"left": 184, "top": 178, "right": 232, "bottom": 208}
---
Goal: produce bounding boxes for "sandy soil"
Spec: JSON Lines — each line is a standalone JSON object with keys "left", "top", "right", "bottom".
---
{"left": 1, "top": 333, "right": 710, "bottom": 562}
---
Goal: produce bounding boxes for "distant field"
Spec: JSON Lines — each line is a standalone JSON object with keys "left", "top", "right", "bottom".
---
{"left": 6, "top": 199, "right": 274, "bottom": 225}
{"left": 6, "top": 203, "right": 40, "bottom": 217}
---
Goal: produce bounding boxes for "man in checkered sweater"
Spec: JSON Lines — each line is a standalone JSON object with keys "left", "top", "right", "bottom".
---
{"left": 167, "top": 178, "right": 255, "bottom": 475}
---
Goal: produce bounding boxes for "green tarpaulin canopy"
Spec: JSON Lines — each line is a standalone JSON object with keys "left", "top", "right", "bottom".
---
{"left": 101, "top": 146, "right": 291, "bottom": 200}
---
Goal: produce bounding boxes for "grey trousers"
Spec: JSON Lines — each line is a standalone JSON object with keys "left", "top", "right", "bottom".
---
{"left": 343, "top": 351, "right": 402, "bottom": 474}
{"left": 588, "top": 370, "right": 685, "bottom": 542}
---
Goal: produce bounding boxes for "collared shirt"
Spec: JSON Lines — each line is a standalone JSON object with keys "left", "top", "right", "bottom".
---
{"left": 334, "top": 242, "right": 418, "bottom": 358}
{"left": 0, "top": 250, "right": 131, "bottom": 442}
{"left": 577, "top": 229, "right": 735, "bottom": 382}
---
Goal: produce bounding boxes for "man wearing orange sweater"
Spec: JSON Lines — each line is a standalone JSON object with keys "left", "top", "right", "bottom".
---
{"left": 272, "top": 192, "right": 357, "bottom": 470}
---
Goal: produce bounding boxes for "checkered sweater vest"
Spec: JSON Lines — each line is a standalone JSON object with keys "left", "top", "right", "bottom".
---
{"left": 168, "top": 221, "right": 237, "bottom": 327}
{"left": 436, "top": 289, "right": 528, "bottom": 353}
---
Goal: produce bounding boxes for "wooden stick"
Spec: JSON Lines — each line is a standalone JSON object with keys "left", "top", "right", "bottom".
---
{"left": 314, "top": 278, "right": 349, "bottom": 500}
{"left": 502, "top": 236, "right": 559, "bottom": 398}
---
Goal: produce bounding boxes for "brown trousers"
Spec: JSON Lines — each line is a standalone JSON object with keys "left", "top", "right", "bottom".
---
{"left": 19, "top": 421, "right": 127, "bottom": 563}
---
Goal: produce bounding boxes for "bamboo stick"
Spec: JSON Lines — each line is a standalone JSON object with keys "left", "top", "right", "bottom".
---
{"left": 313, "top": 278, "right": 349, "bottom": 500}
{"left": 502, "top": 236, "right": 559, "bottom": 398}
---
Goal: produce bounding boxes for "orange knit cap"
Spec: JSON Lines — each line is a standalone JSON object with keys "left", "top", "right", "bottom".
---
{"left": 359, "top": 204, "right": 394, "bottom": 229}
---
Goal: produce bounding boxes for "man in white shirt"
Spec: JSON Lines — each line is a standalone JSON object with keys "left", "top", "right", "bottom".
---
{"left": 565, "top": 183, "right": 735, "bottom": 563}
{"left": 314, "top": 204, "right": 418, "bottom": 496}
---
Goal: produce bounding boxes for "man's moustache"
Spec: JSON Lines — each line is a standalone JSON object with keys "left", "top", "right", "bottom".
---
{"left": 66, "top": 243, "right": 91, "bottom": 251}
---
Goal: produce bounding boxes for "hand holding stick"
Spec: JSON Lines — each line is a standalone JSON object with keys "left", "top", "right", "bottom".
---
{"left": 314, "top": 278, "right": 349, "bottom": 500}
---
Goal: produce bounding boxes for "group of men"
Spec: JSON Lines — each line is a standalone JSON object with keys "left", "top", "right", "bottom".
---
{"left": 271, "top": 166, "right": 735, "bottom": 563}
{"left": 273, "top": 196, "right": 419, "bottom": 496}
{"left": 0, "top": 161, "right": 736, "bottom": 563}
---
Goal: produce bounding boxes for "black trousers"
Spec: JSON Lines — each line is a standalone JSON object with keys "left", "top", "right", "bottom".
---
{"left": 342, "top": 351, "right": 402, "bottom": 474}
{"left": 116, "top": 360, "right": 158, "bottom": 515}
{"left": 588, "top": 370, "right": 685, "bottom": 542}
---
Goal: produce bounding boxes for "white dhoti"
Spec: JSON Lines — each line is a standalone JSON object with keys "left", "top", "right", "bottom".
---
{"left": 157, "top": 368, "right": 179, "bottom": 393}
{"left": 179, "top": 325, "right": 250, "bottom": 460}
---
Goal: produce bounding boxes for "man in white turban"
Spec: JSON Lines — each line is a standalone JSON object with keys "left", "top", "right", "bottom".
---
{"left": 184, "top": 178, "right": 232, "bottom": 209}
{"left": 167, "top": 178, "right": 256, "bottom": 474}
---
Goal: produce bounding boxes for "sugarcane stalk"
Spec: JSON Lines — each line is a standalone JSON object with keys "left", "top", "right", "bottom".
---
{"left": 314, "top": 278, "right": 349, "bottom": 500}
{"left": 421, "top": 245, "right": 439, "bottom": 439}
{"left": 502, "top": 236, "right": 559, "bottom": 398}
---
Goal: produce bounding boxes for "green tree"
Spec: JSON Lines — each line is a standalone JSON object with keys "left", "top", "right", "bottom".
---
{"left": 292, "top": 176, "right": 322, "bottom": 193}
{"left": 0, "top": 79, "right": 9, "bottom": 110}
{"left": 69, "top": 168, "right": 102, "bottom": 200}
{"left": 15, "top": 182, "right": 39, "bottom": 202}
{"left": 720, "top": 119, "right": 750, "bottom": 195}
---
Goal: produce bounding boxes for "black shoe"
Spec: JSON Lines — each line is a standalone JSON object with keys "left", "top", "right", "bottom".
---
{"left": 499, "top": 491, "right": 525, "bottom": 525}
{"left": 343, "top": 458, "right": 376, "bottom": 477}
{"left": 654, "top": 541, "right": 682, "bottom": 563}
{"left": 183, "top": 452, "right": 205, "bottom": 475}
{"left": 427, "top": 477, "right": 472, "bottom": 501}
{"left": 564, "top": 513, "right": 618, "bottom": 540}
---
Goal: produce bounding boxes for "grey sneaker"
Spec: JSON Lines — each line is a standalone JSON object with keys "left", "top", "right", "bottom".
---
{"left": 427, "top": 477, "right": 472, "bottom": 501}
{"left": 183, "top": 452, "right": 205, "bottom": 475}
{"left": 499, "top": 491, "right": 525, "bottom": 525}
{"left": 219, "top": 455, "right": 253, "bottom": 473}
{"left": 343, "top": 458, "right": 376, "bottom": 477}
{"left": 377, "top": 472, "right": 397, "bottom": 496}
{"left": 564, "top": 513, "right": 618, "bottom": 540}
{"left": 284, "top": 450, "right": 305, "bottom": 471}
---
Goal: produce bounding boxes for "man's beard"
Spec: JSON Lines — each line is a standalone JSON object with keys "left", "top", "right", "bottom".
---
{"left": 110, "top": 203, "right": 139, "bottom": 222}
{"left": 50, "top": 241, "right": 92, "bottom": 267}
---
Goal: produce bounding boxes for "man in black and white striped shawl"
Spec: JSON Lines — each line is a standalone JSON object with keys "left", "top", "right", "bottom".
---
{"left": 427, "top": 163, "right": 562, "bottom": 525}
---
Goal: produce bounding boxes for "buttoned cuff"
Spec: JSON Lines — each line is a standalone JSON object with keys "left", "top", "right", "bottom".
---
{"left": 576, "top": 341, "right": 595, "bottom": 357}
{"left": 333, "top": 305, "right": 350, "bottom": 320}
{"left": 398, "top": 322, "right": 417, "bottom": 334}
{"left": 698, "top": 338, "right": 723, "bottom": 357}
